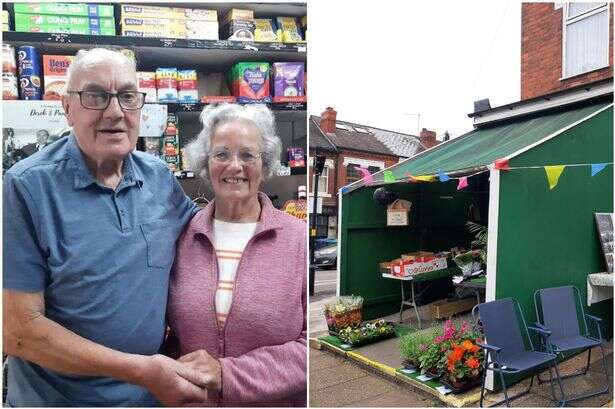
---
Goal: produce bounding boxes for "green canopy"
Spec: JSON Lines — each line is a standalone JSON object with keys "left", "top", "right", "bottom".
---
{"left": 345, "top": 101, "right": 611, "bottom": 192}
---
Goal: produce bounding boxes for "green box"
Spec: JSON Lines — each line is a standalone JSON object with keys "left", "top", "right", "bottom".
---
{"left": 15, "top": 13, "right": 115, "bottom": 35}
{"left": 13, "top": 3, "right": 114, "bottom": 18}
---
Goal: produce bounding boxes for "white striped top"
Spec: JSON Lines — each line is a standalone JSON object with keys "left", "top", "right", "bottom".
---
{"left": 212, "top": 219, "right": 258, "bottom": 329}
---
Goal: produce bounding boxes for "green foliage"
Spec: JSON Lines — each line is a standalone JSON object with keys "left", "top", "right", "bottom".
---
{"left": 398, "top": 329, "right": 437, "bottom": 365}
{"left": 466, "top": 221, "right": 488, "bottom": 264}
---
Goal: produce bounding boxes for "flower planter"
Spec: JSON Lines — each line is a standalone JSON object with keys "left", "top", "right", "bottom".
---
{"left": 440, "top": 375, "right": 482, "bottom": 394}
{"left": 425, "top": 369, "right": 442, "bottom": 380}
{"left": 338, "top": 320, "right": 396, "bottom": 346}
{"left": 401, "top": 359, "right": 419, "bottom": 371}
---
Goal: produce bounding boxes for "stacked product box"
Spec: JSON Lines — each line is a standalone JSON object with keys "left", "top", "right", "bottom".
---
{"left": 156, "top": 68, "right": 178, "bottom": 103}
{"left": 3, "top": 10, "right": 9, "bottom": 31}
{"left": 177, "top": 69, "right": 198, "bottom": 103}
{"left": 222, "top": 8, "right": 254, "bottom": 41}
{"left": 272, "top": 62, "right": 305, "bottom": 102}
{"left": 162, "top": 114, "right": 180, "bottom": 172}
{"left": 42, "top": 55, "right": 73, "bottom": 100}
{"left": 137, "top": 72, "right": 157, "bottom": 103}
{"left": 13, "top": 3, "right": 115, "bottom": 35}
{"left": 254, "top": 18, "right": 279, "bottom": 42}
{"left": 275, "top": 17, "right": 304, "bottom": 43}
{"left": 229, "top": 62, "right": 271, "bottom": 103}
{"left": 3, "top": 44, "right": 18, "bottom": 100}
{"left": 120, "top": 4, "right": 218, "bottom": 40}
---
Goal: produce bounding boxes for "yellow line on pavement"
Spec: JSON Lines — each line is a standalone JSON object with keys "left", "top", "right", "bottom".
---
{"left": 346, "top": 351, "right": 398, "bottom": 377}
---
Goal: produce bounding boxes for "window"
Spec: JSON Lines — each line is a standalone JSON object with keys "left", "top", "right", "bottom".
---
{"left": 335, "top": 124, "right": 349, "bottom": 131}
{"left": 355, "top": 127, "right": 370, "bottom": 134}
{"left": 317, "top": 166, "right": 329, "bottom": 194}
{"left": 346, "top": 164, "right": 380, "bottom": 183}
{"left": 563, "top": 2, "right": 609, "bottom": 78}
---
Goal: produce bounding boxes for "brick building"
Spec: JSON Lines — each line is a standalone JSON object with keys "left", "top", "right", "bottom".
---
{"left": 521, "top": 3, "right": 613, "bottom": 99}
{"left": 309, "top": 107, "right": 440, "bottom": 238}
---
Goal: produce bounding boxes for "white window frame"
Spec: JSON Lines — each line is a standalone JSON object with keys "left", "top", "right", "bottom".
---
{"left": 317, "top": 166, "right": 330, "bottom": 195}
{"left": 561, "top": 2, "right": 610, "bottom": 80}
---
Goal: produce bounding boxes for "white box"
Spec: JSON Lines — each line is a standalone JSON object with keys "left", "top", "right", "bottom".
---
{"left": 403, "top": 257, "right": 448, "bottom": 276}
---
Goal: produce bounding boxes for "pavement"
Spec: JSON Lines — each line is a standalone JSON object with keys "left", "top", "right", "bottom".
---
{"left": 309, "top": 271, "right": 614, "bottom": 407}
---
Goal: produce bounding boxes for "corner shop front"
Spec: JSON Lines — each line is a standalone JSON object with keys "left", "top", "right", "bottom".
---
{"left": 337, "top": 98, "right": 614, "bottom": 335}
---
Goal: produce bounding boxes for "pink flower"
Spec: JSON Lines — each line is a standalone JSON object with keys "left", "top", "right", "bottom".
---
{"left": 460, "top": 321, "right": 469, "bottom": 334}
{"left": 434, "top": 335, "right": 445, "bottom": 344}
{"left": 419, "top": 344, "right": 427, "bottom": 351}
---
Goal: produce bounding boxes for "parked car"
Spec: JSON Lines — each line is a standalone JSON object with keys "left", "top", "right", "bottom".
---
{"left": 314, "top": 244, "right": 337, "bottom": 269}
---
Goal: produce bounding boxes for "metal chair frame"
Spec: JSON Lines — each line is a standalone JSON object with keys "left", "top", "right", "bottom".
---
{"left": 472, "top": 298, "right": 565, "bottom": 407}
{"left": 533, "top": 285, "right": 610, "bottom": 405}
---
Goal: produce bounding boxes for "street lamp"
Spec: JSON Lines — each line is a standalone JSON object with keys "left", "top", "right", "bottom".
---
{"left": 309, "top": 153, "right": 326, "bottom": 296}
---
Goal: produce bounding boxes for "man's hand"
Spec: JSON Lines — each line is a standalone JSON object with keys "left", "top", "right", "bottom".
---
{"left": 178, "top": 349, "right": 222, "bottom": 392}
{"left": 139, "top": 354, "right": 209, "bottom": 406}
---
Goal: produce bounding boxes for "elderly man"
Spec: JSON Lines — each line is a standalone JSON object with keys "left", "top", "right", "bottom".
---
{"left": 3, "top": 48, "right": 206, "bottom": 406}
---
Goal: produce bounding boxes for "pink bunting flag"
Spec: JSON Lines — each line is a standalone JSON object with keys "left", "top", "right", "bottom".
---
{"left": 457, "top": 176, "right": 468, "bottom": 190}
{"left": 357, "top": 166, "right": 373, "bottom": 184}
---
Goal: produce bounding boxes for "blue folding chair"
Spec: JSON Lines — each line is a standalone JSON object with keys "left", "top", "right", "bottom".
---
{"left": 472, "top": 298, "right": 565, "bottom": 407}
{"left": 534, "top": 286, "right": 610, "bottom": 405}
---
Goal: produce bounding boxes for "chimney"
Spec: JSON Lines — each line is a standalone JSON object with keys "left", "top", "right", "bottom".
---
{"left": 420, "top": 128, "right": 438, "bottom": 148}
{"left": 320, "top": 107, "right": 337, "bottom": 134}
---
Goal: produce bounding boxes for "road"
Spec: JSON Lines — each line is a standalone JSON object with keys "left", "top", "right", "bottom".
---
{"left": 312, "top": 268, "right": 337, "bottom": 297}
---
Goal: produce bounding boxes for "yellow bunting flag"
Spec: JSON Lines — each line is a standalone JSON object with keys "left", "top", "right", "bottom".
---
{"left": 544, "top": 165, "right": 565, "bottom": 190}
{"left": 413, "top": 175, "right": 437, "bottom": 182}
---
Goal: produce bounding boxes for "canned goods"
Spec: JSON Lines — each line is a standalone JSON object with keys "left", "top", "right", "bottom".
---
{"left": 17, "top": 45, "right": 42, "bottom": 100}
{"left": 2, "top": 44, "right": 16, "bottom": 74}
{"left": 2, "top": 72, "right": 19, "bottom": 100}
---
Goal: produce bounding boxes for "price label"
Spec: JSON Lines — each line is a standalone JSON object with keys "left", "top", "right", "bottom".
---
{"left": 49, "top": 33, "right": 70, "bottom": 43}
{"left": 297, "top": 45, "right": 307, "bottom": 53}
{"left": 160, "top": 39, "right": 178, "bottom": 48}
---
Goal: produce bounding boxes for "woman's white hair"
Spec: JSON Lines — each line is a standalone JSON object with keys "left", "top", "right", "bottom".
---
{"left": 64, "top": 48, "right": 137, "bottom": 93}
{"left": 186, "top": 103, "right": 282, "bottom": 183}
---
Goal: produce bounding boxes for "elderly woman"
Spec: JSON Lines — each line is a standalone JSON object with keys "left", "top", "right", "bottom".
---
{"left": 167, "top": 103, "right": 307, "bottom": 406}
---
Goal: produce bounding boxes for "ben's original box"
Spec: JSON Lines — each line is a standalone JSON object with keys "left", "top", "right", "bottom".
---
{"left": 42, "top": 55, "right": 73, "bottom": 100}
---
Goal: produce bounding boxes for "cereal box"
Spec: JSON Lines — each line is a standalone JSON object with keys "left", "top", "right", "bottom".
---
{"left": 42, "top": 55, "right": 73, "bottom": 100}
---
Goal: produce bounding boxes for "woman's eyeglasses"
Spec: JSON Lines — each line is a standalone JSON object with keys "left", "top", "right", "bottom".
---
{"left": 210, "top": 148, "right": 262, "bottom": 164}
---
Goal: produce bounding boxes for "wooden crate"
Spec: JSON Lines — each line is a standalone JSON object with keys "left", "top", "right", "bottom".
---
{"left": 431, "top": 297, "right": 478, "bottom": 319}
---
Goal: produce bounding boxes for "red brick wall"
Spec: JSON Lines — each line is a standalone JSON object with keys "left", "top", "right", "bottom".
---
{"left": 308, "top": 149, "right": 401, "bottom": 208}
{"left": 521, "top": 3, "right": 613, "bottom": 100}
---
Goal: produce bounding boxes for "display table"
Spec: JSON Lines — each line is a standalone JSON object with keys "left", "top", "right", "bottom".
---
{"left": 454, "top": 275, "right": 486, "bottom": 304}
{"left": 382, "top": 267, "right": 460, "bottom": 328}
{"left": 587, "top": 273, "right": 613, "bottom": 306}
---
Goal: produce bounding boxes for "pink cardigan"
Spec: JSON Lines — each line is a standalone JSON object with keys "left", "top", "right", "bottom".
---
{"left": 168, "top": 193, "right": 307, "bottom": 407}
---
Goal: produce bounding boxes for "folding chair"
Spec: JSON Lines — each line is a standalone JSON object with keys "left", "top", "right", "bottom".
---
{"left": 472, "top": 298, "right": 565, "bottom": 407}
{"left": 534, "top": 286, "right": 610, "bottom": 405}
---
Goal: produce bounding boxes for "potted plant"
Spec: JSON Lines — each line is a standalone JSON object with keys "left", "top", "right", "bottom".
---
{"left": 323, "top": 295, "right": 363, "bottom": 334}
{"left": 442, "top": 339, "right": 483, "bottom": 392}
{"left": 466, "top": 221, "right": 487, "bottom": 266}
{"left": 452, "top": 250, "right": 482, "bottom": 276}
{"left": 338, "top": 319, "right": 395, "bottom": 346}
{"left": 399, "top": 330, "right": 436, "bottom": 371}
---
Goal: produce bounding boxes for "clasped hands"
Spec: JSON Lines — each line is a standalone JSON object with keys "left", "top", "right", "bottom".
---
{"left": 141, "top": 349, "right": 221, "bottom": 406}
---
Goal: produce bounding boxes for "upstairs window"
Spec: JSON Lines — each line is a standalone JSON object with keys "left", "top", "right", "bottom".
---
{"left": 563, "top": 2, "right": 609, "bottom": 78}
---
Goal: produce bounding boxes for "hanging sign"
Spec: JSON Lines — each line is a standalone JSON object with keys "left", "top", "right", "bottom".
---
{"left": 387, "top": 199, "right": 412, "bottom": 226}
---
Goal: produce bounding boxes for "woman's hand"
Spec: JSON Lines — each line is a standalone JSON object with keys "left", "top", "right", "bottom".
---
{"left": 178, "top": 349, "right": 222, "bottom": 392}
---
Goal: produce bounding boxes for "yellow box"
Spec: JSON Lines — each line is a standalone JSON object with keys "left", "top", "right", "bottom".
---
{"left": 185, "top": 8, "right": 217, "bottom": 22}
{"left": 120, "top": 4, "right": 186, "bottom": 20}
{"left": 2, "top": 10, "right": 9, "bottom": 24}
{"left": 222, "top": 8, "right": 253, "bottom": 24}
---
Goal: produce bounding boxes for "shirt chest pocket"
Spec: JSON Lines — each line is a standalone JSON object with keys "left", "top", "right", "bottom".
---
{"left": 140, "top": 219, "right": 177, "bottom": 269}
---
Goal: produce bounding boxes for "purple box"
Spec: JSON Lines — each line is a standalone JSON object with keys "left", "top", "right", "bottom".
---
{"left": 272, "top": 62, "right": 304, "bottom": 97}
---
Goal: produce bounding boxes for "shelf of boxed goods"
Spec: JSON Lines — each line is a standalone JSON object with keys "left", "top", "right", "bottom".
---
{"left": 159, "top": 100, "right": 306, "bottom": 113}
{"left": 1, "top": 32, "right": 307, "bottom": 67}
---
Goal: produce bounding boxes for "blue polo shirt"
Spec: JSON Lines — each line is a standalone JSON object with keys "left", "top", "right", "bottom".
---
{"left": 3, "top": 134, "right": 199, "bottom": 406}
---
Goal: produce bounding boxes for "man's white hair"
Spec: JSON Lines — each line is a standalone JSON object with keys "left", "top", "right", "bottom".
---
{"left": 64, "top": 48, "right": 137, "bottom": 94}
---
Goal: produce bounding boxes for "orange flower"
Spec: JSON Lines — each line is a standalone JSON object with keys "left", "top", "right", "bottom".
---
{"left": 451, "top": 345, "right": 464, "bottom": 362}
{"left": 466, "top": 357, "right": 480, "bottom": 369}
{"left": 461, "top": 340, "right": 474, "bottom": 351}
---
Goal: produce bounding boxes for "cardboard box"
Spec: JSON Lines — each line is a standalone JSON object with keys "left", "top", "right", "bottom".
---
{"left": 185, "top": 8, "right": 217, "bottom": 22}
{"left": 2, "top": 10, "right": 9, "bottom": 24}
{"left": 431, "top": 298, "right": 478, "bottom": 319}
{"left": 2, "top": 23, "right": 9, "bottom": 32}
{"left": 121, "top": 17, "right": 187, "bottom": 38}
{"left": 185, "top": 20, "right": 218, "bottom": 40}
{"left": 387, "top": 199, "right": 412, "bottom": 226}
{"left": 254, "top": 18, "right": 279, "bottom": 42}
{"left": 275, "top": 17, "right": 303, "bottom": 43}
{"left": 120, "top": 4, "right": 186, "bottom": 20}
{"left": 16, "top": 14, "right": 115, "bottom": 29}
{"left": 122, "top": 29, "right": 186, "bottom": 39}
{"left": 224, "top": 20, "right": 255, "bottom": 41}
{"left": 42, "top": 55, "right": 73, "bottom": 100}
{"left": 402, "top": 257, "right": 448, "bottom": 276}
{"left": 222, "top": 8, "right": 253, "bottom": 25}
{"left": 14, "top": 3, "right": 114, "bottom": 18}
{"left": 137, "top": 71, "right": 156, "bottom": 103}
{"left": 15, "top": 24, "right": 115, "bottom": 36}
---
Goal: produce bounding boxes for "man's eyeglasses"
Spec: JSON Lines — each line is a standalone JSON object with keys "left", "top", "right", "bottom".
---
{"left": 210, "top": 148, "right": 263, "bottom": 164}
{"left": 66, "top": 90, "right": 146, "bottom": 110}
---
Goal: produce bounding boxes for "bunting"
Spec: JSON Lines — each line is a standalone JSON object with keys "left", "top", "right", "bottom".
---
{"left": 544, "top": 165, "right": 565, "bottom": 190}
{"left": 437, "top": 169, "right": 450, "bottom": 182}
{"left": 591, "top": 163, "right": 607, "bottom": 177}
{"left": 457, "top": 177, "right": 468, "bottom": 190}
{"left": 357, "top": 167, "right": 373, "bottom": 184}
{"left": 383, "top": 170, "right": 396, "bottom": 183}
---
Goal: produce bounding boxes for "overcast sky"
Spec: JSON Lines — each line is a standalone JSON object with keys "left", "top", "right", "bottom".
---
{"left": 308, "top": 0, "right": 522, "bottom": 140}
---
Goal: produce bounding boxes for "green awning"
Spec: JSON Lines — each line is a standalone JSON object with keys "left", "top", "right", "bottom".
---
{"left": 345, "top": 101, "right": 611, "bottom": 192}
